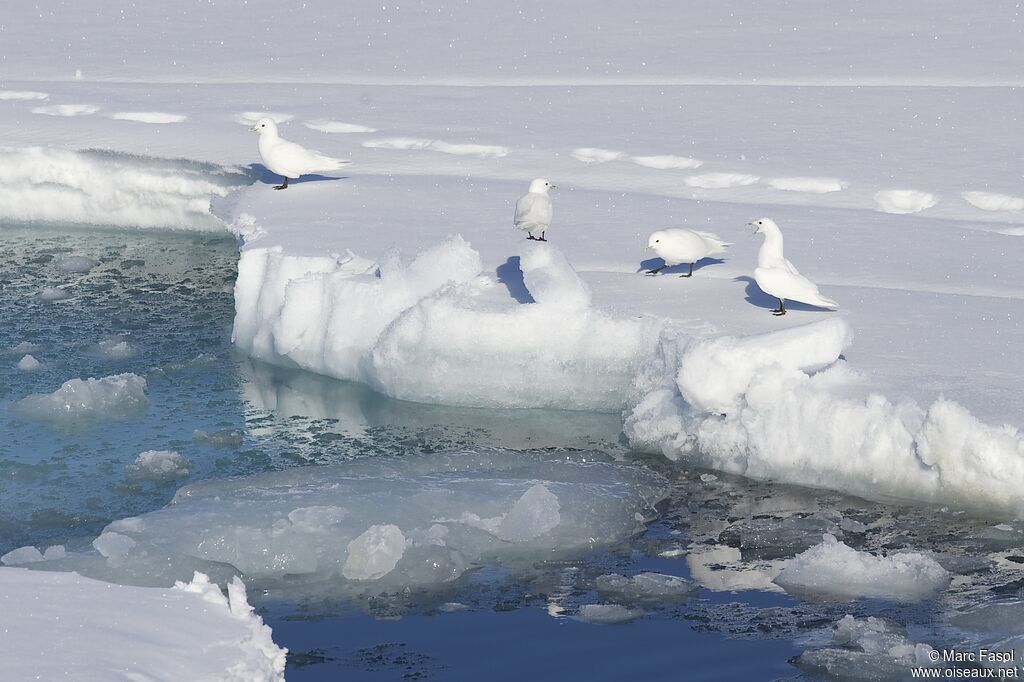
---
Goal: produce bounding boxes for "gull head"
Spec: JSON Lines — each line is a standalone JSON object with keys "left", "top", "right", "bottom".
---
{"left": 250, "top": 117, "right": 279, "bottom": 136}
{"left": 748, "top": 217, "right": 778, "bottom": 235}
{"left": 529, "top": 178, "right": 556, "bottom": 194}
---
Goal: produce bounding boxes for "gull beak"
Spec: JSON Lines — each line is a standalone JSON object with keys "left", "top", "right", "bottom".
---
{"left": 249, "top": 125, "right": 259, "bottom": 132}
{"left": 550, "top": 184, "right": 558, "bottom": 189}
{"left": 747, "top": 221, "right": 759, "bottom": 235}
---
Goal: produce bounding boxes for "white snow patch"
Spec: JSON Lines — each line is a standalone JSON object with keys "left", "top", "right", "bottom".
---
{"left": 774, "top": 534, "right": 950, "bottom": 601}
{"left": 125, "top": 450, "right": 193, "bottom": 482}
{"left": 363, "top": 137, "right": 509, "bottom": 158}
{"left": 303, "top": 118, "right": 377, "bottom": 133}
{"left": 16, "top": 354, "right": 41, "bottom": 371}
{"left": 0, "top": 568, "right": 286, "bottom": 681}
{"left": 0, "top": 148, "right": 250, "bottom": 230}
{"left": 631, "top": 155, "right": 703, "bottom": 170}
{"left": 765, "top": 176, "right": 847, "bottom": 193}
{"left": 30, "top": 103, "right": 99, "bottom": 117}
{"left": 684, "top": 172, "right": 759, "bottom": 189}
{"left": 962, "top": 190, "right": 1024, "bottom": 212}
{"left": 13, "top": 373, "right": 148, "bottom": 426}
{"left": 998, "top": 227, "right": 1024, "bottom": 237}
{"left": 235, "top": 111, "right": 293, "bottom": 126}
{"left": 0, "top": 90, "right": 48, "bottom": 100}
{"left": 111, "top": 111, "right": 187, "bottom": 124}
{"left": 873, "top": 189, "right": 938, "bottom": 214}
{"left": 571, "top": 147, "right": 626, "bottom": 164}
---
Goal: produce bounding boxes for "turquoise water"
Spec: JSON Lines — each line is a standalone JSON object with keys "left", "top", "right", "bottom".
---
{"left": 2, "top": 226, "right": 1021, "bottom": 681}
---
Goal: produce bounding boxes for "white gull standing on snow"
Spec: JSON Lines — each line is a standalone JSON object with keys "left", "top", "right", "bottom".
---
{"left": 750, "top": 218, "right": 838, "bottom": 316}
{"left": 251, "top": 117, "right": 350, "bottom": 190}
{"left": 646, "top": 229, "right": 730, "bottom": 277}
{"left": 514, "top": 179, "right": 556, "bottom": 241}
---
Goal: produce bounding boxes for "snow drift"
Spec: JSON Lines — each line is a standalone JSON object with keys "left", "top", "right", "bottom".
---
{"left": 0, "top": 568, "right": 285, "bottom": 681}
{"left": 0, "top": 148, "right": 251, "bottom": 230}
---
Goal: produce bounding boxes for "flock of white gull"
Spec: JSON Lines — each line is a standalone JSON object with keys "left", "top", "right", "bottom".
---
{"left": 252, "top": 117, "right": 838, "bottom": 317}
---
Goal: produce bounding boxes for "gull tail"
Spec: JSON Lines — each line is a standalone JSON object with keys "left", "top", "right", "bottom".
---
{"left": 311, "top": 154, "right": 352, "bottom": 171}
{"left": 693, "top": 230, "right": 731, "bottom": 256}
{"left": 809, "top": 291, "right": 839, "bottom": 309}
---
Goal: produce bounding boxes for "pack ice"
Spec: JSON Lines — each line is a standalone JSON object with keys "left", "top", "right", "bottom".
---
{"left": 0, "top": 568, "right": 285, "bottom": 682}
{"left": 51, "top": 450, "right": 668, "bottom": 590}
{"left": 235, "top": 232, "right": 1024, "bottom": 516}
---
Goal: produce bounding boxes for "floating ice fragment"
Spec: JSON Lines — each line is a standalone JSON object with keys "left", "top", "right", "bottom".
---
{"left": 575, "top": 604, "right": 645, "bottom": 624}
{"left": 125, "top": 450, "right": 193, "bottom": 482}
{"left": 16, "top": 354, "right": 40, "bottom": 371}
{"left": 13, "top": 373, "right": 148, "bottom": 426}
{"left": 342, "top": 524, "right": 406, "bottom": 580}
{"left": 775, "top": 534, "right": 950, "bottom": 601}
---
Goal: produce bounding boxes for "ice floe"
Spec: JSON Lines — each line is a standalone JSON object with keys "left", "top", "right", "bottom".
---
{"left": 774, "top": 534, "right": 950, "bottom": 601}
{"left": 39, "top": 449, "right": 668, "bottom": 591}
{"left": 13, "top": 373, "right": 148, "bottom": 426}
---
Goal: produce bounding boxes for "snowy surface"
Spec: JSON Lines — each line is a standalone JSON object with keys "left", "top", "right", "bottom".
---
{"left": 0, "top": 568, "right": 285, "bottom": 681}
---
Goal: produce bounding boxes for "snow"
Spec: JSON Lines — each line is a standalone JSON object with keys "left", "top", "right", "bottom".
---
{"left": 631, "top": 155, "right": 703, "bottom": 170}
{"left": 685, "top": 172, "right": 760, "bottom": 189}
{"left": 0, "top": 148, "right": 250, "bottom": 230}
{"left": 12, "top": 373, "right": 148, "bottom": 426}
{"left": 111, "top": 111, "right": 187, "bottom": 124}
{"left": 572, "top": 148, "right": 626, "bottom": 164}
{"left": 962, "top": 190, "right": 1024, "bottom": 212}
{"left": 303, "top": 119, "right": 377, "bottom": 134}
{"left": 97, "top": 337, "right": 137, "bottom": 360}
{"left": 125, "top": 450, "right": 194, "bottom": 482}
{"left": 39, "top": 450, "right": 667, "bottom": 590}
{"left": 0, "top": 568, "right": 285, "bottom": 681}
{"left": 766, "top": 177, "right": 847, "bottom": 194}
{"left": 1, "top": 545, "right": 64, "bottom": 566}
{"left": 364, "top": 137, "right": 510, "bottom": 158}
{"left": 873, "top": 189, "right": 938, "bottom": 214}
{"left": 31, "top": 103, "right": 100, "bottom": 117}
{"left": 774, "top": 534, "right": 950, "bottom": 601}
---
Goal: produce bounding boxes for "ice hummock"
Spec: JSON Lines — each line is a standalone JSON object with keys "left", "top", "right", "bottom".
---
{"left": 12, "top": 373, "right": 148, "bottom": 426}
{"left": 234, "top": 237, "right": 663, "bottom": 411}
{"left": 774, "top": 534, "right": 950, "bottom": 601}
{"left": 0, "top": 568, "right": 285, "bottom": 681}
{"left": 38, "top": 449, "right": 668, "bottom": 591}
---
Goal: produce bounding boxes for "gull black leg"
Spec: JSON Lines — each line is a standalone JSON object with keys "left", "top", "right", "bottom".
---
{"left": 680, "top": 263, "right": 694, "bottom": 278}
{"left": 771, "top": 299, "right": 787, "bottom": 316}
{"left": 274, "top": 176, "right": 289, "bottom": 190}
{"left": 646, "top": 264, "right": 668, "bottom": 275}
{"left": 538, "top": 231, "right": 547, "bottom": 242}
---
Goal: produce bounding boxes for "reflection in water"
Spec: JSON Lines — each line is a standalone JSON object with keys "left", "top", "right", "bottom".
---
{"left": 240, "top": 359, "right": 627, "bottom": 455}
